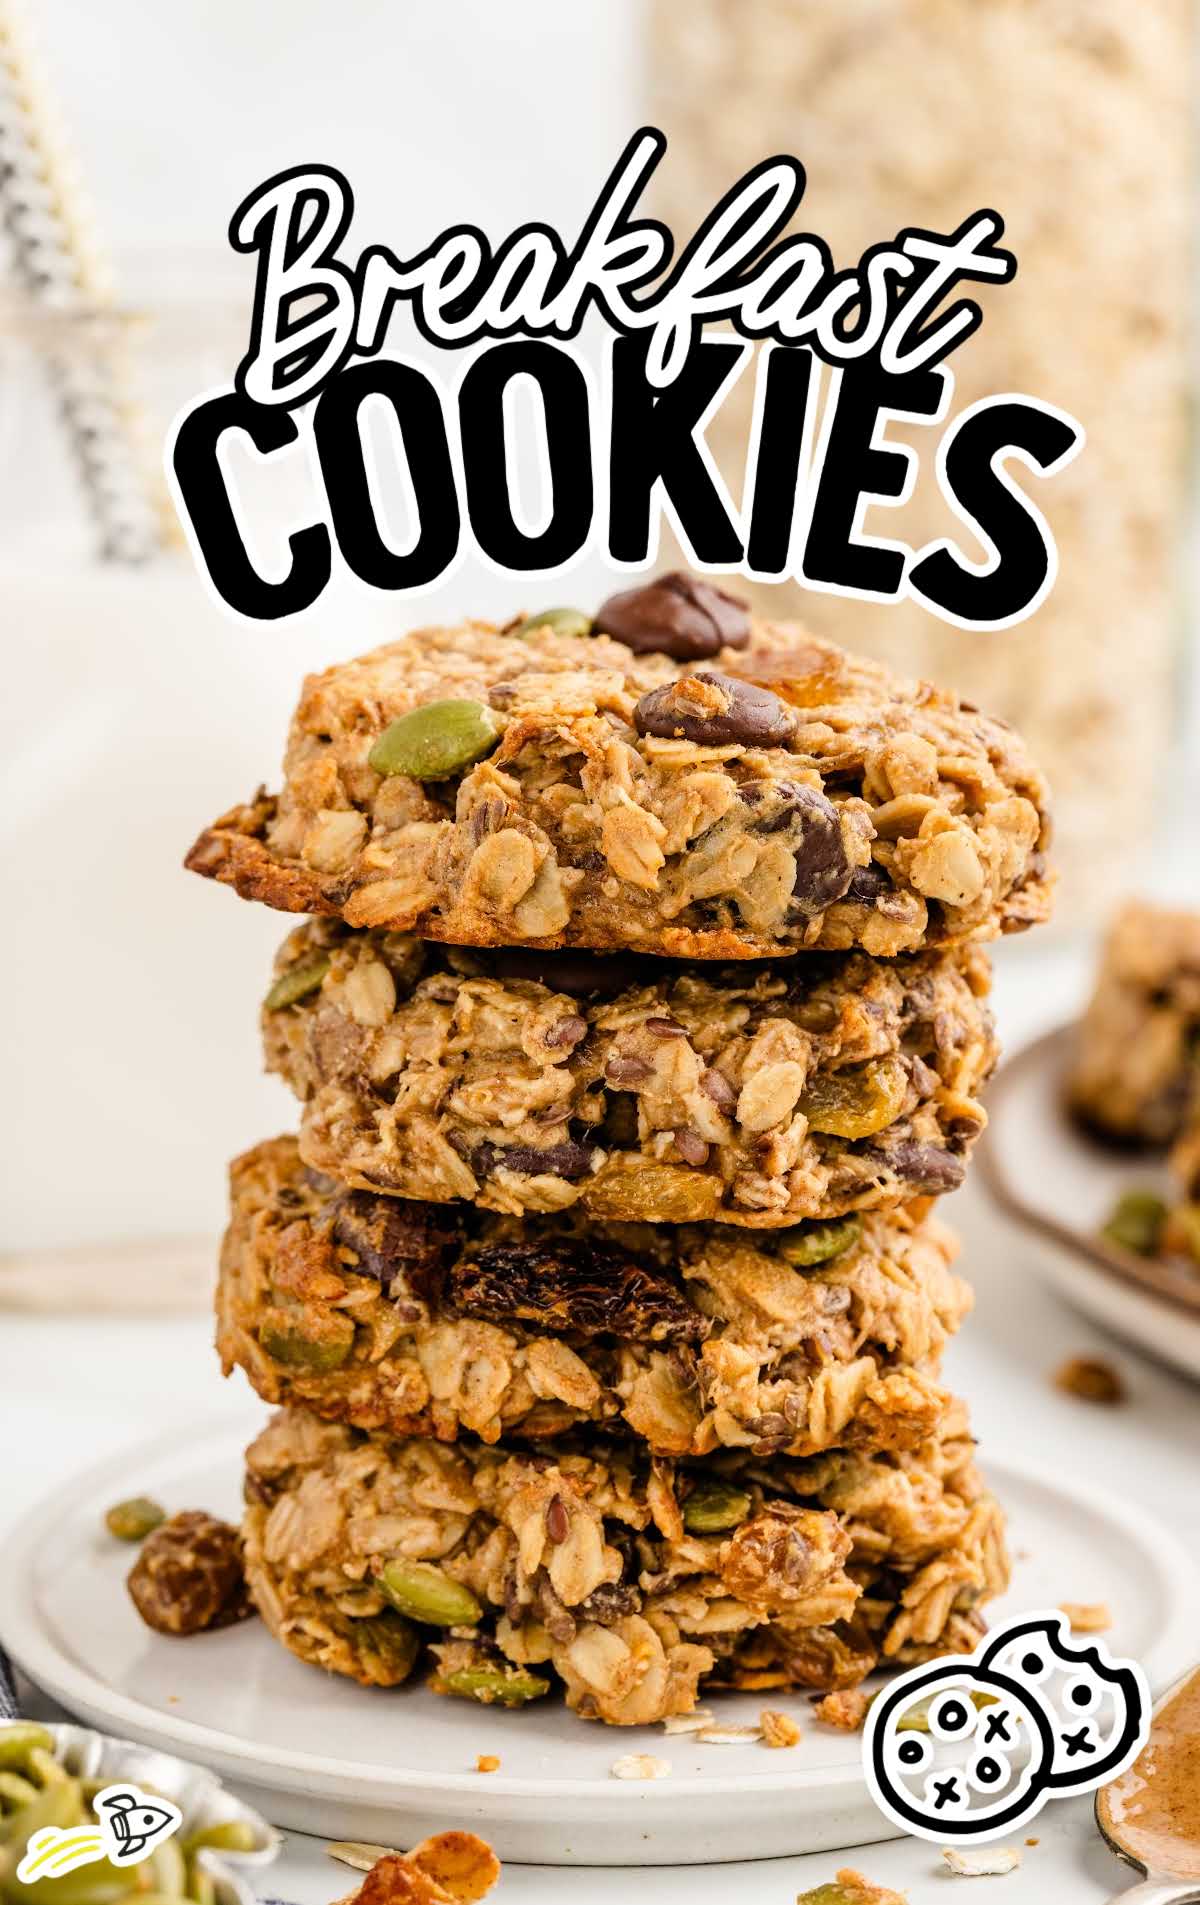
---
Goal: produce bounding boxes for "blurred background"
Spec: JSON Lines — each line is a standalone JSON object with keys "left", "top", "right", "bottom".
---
{"left": 2, "top": 0, "right": 1196, "bottom": 1255}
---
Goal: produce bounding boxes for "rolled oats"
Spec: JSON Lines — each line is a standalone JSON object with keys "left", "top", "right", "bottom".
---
{"left": 185, "top": 604, "right": 1053, "bottom": 956}
{"left": 219, "top": 1137, "right": 971, "bottom": 1460}
{"left": 260, "top": 922, "right": 997, "bottom": 1224}
{"left": 240, "top": 1401, "right": 1009, "bottom": 1725}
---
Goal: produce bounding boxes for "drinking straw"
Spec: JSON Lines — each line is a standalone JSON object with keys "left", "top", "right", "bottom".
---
{"left": 0, "top": 0, "right": 174, "bottom": 560}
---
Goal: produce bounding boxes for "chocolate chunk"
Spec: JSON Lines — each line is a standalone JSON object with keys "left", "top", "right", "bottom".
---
{"left": 485, "top": 947, "right": 651, "bottom": 997}
{"left": 577, "top": 1582, "right": 640, "bottom": 1624}
{"left": 595, "top": 572, "right": 751, "bottom": 659}
{"left": 864, "top": 1141, "right": 965, "bottom": 1194}
{"left": 633, "top": 671, "right": 795, "bottom": 748}
{"left": 449, "top": 1236, "right": 707, "bottom": 1342}
{"left": 331, "top": 1193, "right": 462, "bottom": 1292}
{"left": 846, "top": 862, "right": 891, "bottom": 903}
{"left": 743, "top": 780, "right": 853, "bottom": 916}
{"left": 463, "top": 1137, "right": 601, "bottom": 1181}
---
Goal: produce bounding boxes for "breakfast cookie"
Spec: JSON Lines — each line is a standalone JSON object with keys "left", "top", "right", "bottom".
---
{"left": 241, "top": 1400, "right": 1008, "bottom": 1722}
{"left": 219, "top": 1136, "right": 970, "bottom": 1460}
{"left": 260, "top": 924, "right": 996, "bottom": 1225}
{"left": 186, "top": 576, "right": 1052, "bottom": 959}
{"left": 1069, "top": 902, "right": 1200, "bottom": 1144}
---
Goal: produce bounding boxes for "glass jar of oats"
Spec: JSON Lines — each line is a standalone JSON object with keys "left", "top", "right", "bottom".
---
{"left": 652, "top": 0, "right": 1192, "bottom": 924}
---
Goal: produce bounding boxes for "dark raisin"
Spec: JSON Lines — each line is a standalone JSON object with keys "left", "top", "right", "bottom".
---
{"left": 127, "top": 1511, "right": 253, "bottom": 1637}
{"left": 449, "top": 1236, "right": 707, "bottom": 1342}
{"left": 595, "top": 572, "right": 751, "bottom": 660}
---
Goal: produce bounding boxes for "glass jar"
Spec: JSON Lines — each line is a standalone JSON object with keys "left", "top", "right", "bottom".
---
{"left": 651, "top": 0, "right": 1193, "bottom": 925}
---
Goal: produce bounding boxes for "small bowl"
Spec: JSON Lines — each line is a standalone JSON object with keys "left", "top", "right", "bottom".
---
{"left": 979, "top": 1024, "right": 1200, "bottom": 1381}
{"left": 1, "top": 1719, "right": 281, "bottom": 1905}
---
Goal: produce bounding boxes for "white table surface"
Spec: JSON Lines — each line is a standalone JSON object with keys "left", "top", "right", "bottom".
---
{"left": 2, "top": 937, "right": 1195, "bottom": 1905}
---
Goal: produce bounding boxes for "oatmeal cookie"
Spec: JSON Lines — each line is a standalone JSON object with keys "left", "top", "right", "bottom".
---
{"left": 219, "top": 1137, "right": 970, "bottom": 1460}
{"left": 241, "top": 1402, "right": 1008, "bottom": 1724}
{"left": 1069, "top": 902, "right": 1200, "bottom": 1144}
{"left": 185, "top": 578, "right": 1053, "bottom": 959}
{"left": 262, "top": 923, "right": 996, "bottom": 1224}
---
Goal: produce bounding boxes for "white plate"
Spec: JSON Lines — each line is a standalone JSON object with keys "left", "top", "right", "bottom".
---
{"left": 0, "top": 1421, "right": 1194, "bottom": 1867}
{"left": 980, "top": 1026, "right": 1200, "bottom": 1382}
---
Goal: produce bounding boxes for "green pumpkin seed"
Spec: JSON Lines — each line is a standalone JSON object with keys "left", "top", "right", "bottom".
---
{"left": 368, "top": 701, "right": 500, "bottom": 781}
{"left": 347, "top": 1614, "right": 420, "bottom": 1682}
{"left": 0, "top": 1728, "right": 52, "bottom": 1773}
{"left": 1102, "top": 1190, "right": 1167, "bottom": 1257}
{"left": 438, "top": 1665, "right": 550, "bottom": 1707}
{"left": 682, "top": 1479, "right": 752, "bottom": 1534}
{"left": 264, "top": 953, "right": 331, "bottom": 1012}
{"left": 104, "top": 1497, "right": 166, "bottom": 1542}
{"left": 511, "top": 608, "right": 592, "bottom": 641}
{"left": 378, "top": 1561, "right": 482, "bottom": 1628}
{"left": 775, "top": 1214, "right": 863, "bottom": 1268}
{"left": 259, "top": 1312, "right": 354, "bottom": 1371}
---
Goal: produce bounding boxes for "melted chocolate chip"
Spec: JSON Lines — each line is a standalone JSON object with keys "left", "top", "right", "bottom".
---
{"left": 863, "top": 1141, "right": 966, "bottom": 1193}
{"left": 595, "top": 572, "right": 751, "bottom": 660}
{"left": 458, "top": 1136, "right": 601, "bottom": 1181}
{"left": 485, "top": 947, "right": 651, "bottom": 997}
{"left": 633, "top": 671, "right": 795, "bottom": 748}
{"left": 742, "top": 779, "right": 853, "bottom": 915}
{"left": 846, "top": 861, "right": 891, "bottom": 903}
{"left": 331, "top": 1193, "right": 463, "bottom": 1293}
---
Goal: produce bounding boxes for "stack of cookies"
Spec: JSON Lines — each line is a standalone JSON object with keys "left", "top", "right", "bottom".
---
{"left": 187, "top": 572, "right": 1053, "bottom": 1727}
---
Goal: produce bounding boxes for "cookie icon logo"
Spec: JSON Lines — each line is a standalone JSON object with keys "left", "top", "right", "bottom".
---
{"left": 863, "top": 1609, "right": 1149, "bottom": 1844}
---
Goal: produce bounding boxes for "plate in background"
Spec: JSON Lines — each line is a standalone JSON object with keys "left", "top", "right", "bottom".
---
{"left": 0, "top": 1421, "right": 1193, "bottom": 1866}
{"left": 980, "top": 1026, "right": 1200, "bottom": 1381}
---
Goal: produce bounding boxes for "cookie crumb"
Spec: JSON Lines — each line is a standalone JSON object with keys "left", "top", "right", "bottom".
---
{"left": 812, "top": 1688, "right": 870, "bottom": 1731}
{"left": 1059, "top": 1601, "right": 1112, "bottom": 1633}
{"left": 1025, "top": 1838, "right": 1039, "bottom": 1847}
{"left": 475, "top": 1755, "right": 500, "bottom": 1774}
{"left": 1053, "top": 1355, "right": 1125, "bottom": 1404}
{"left": 610, "top": 1753, "right": 671, "bottom": 1780}
{"left": 798, "top": 1871, "right": 907, "bottom": 1904}
{"left": 942, "top": 1846, "right": 1022, "bottom": 1876}
{"left": 760, "top": 1708, "right": 801, "bottom": 1748}
{"left": 661, "top": 1708, "right": 714, "bottom": 1736}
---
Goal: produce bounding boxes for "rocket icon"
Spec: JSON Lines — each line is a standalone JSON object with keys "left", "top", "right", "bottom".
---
{"left": 96, "top": 1788, "right": 183, "bottom": 1863}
